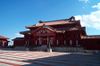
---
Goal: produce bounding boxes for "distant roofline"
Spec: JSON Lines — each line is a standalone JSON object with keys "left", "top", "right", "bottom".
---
{"left": 0, "top": 35, "right": 8, "bottom": 39}
{"left": 12, "top": 37, "right": 24, "bottom": 41}
{"left": 87, "top": 35, "right": 100, "bottom": 37}
{"left": 81, "top": 35, "right": 100, "bottom": 39}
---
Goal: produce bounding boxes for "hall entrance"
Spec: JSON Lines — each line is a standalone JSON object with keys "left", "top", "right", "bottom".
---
{"left": 34, "top": 27, "right": 55, "bottom": 46}
{"left": 40, "top": 36, "right": 47, "bottom": 45}
{"left": 35, "top": 36, "right": 54, "bottom": 46}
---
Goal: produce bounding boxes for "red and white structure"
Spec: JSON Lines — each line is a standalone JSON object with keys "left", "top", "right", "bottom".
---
{"left": 0, "top": 35, "right": 8, "bottom": 48}
{"left": 13, "top": 16, "right": 100, "bottom": 50}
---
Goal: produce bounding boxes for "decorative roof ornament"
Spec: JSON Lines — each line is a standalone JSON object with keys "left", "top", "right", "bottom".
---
{"left": 42, "top": 24, "right": 48, "bottom": 28}
{"left": 69, "top": 16, "right": 75, "bottom": 22}
{"left": 39, "top": 20, "right": 43, "bottom": 23}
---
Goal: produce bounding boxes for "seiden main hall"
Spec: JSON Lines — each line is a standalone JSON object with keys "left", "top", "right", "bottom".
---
{"left": 13, "top": 16, "right": 100, "bottom": 51}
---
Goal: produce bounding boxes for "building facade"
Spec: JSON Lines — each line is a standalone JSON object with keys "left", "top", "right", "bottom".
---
{"left": 0, "top": 35, "right": 8, "bottom": 48}
{"left": 13, "top": 16, "right": 100, "bottom": 50}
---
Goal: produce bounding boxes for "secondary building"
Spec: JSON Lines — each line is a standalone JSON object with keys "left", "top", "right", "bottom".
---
{"left": 0, "top": 35, "right": 9, "bottom": 48}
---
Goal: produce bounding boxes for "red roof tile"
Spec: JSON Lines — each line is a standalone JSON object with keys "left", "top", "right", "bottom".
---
{"left": 0, "top": 35, "right": 8, "bottom": 39}
{"left": 26, "top": 17, "right": 80, "bottom": 28}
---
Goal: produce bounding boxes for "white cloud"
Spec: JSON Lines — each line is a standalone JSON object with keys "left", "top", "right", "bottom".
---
{"left": 92, "top": 2, "right": 100, "bottom": 10}
{"left": 11, "top": 33, "right": 24, "bottom": 40}
{"left": 75, "top": 3, "right": 100, "bottom": 30}
{"left": 14, "top": 33, "right": 24, "bottom": 37}
{"left": 79, "top": 0, "right": 89, "bottom": 3}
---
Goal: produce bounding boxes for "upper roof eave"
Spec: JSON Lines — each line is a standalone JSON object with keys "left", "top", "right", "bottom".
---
{"left": 25, "top": 16, "right": 80, "bottom": 29}
{"left": 26, "top": 22, "right": 77, "bottom": 29}
{"left": 20, "top": 31, "right": 31, "bottom": 34}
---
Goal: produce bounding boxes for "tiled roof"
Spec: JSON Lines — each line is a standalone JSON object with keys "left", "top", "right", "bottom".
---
{"left": 26, "top": 16, "right": 80, "bottom": 28}
{"left": 21, "top": 25, "right": 66, "bottom": 34}
{"left": 0, "top": 35, "right": 8, "bottom": 39}
{"left": 20, "top": 31, "right": 31, "bottom": 34}
{"left": 12, "top": 37, "right": 24, "bottom": 40}
{"left": 81, "top": 35, "right": 100, "bottom": 39}
{"left": 27, "top": 21, "right": 76, "bottom": 28}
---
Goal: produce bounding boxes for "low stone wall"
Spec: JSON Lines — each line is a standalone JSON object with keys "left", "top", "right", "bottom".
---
{"left": 12, "top": 46, "right": 100, "bottom": 53}
{"left": 52, "top": 47, "right": 84, "bottom": 52}
{"left": 32, "top": 45, "right": 47, "bottom": 51}
{"left": 13, "top": 47, "right": 28, "bottom": 51}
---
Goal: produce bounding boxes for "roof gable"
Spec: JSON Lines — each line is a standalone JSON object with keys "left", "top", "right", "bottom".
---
{"left": 32, "top": 25, "right": 56, "bottom": 36}
{"left": 33, "top": 25, "right": 56, "bottom": 33}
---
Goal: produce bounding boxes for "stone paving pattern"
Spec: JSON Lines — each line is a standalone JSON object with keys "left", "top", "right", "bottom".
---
{"left": 0, "top": 50, "right": 100, "bottom": 66}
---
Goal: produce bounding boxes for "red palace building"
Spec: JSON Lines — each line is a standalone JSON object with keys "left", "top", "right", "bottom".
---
{"left": 0, "top": 35, "right": 8, "bottom": 48}
{"left": 13, "top": 16, "right": 100, "bottom": 51}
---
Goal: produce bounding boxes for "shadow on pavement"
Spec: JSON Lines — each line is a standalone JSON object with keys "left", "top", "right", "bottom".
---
{"left": 23, "top": 52, "right": 100, "bottom": 66}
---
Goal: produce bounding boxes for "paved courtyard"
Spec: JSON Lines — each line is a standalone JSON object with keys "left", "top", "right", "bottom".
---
{"left": 0, "top": 49, "right": 100, "bottom": 66}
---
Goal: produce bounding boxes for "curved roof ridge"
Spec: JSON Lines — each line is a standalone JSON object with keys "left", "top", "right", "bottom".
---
{"left": 41, "top": 19, "right": 68, "bottom": 23}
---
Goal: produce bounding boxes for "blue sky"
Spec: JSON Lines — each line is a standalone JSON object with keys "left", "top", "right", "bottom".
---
{"left": 0, "top": 0, "right": 100, "bottom": 41}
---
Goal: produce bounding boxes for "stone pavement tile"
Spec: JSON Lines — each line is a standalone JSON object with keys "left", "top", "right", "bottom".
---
{"left": 0, "top": 63, "right": 12, "bottom": 66}
{"left": 0, "top": 50, "right": 100, "bottom": 66}
{"left": 24, "top": 52, "right": 100, "bottom": 66}
{"left": 0, "top": 58, "right": 30, "bottom": 66}
{"left": 0, "top": 51, "right": 67, "bottom": 66}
